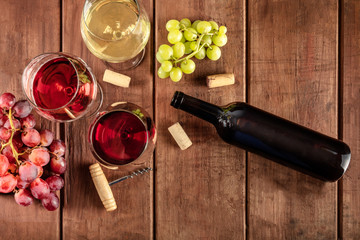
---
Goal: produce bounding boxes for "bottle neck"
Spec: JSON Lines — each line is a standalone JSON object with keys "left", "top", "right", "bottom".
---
{"left": 170, "top": 91, "right": 223, "bottom": 125}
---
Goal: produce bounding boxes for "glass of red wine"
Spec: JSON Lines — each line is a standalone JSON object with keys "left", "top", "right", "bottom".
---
{"left": 22, "top": 52, "right": 103, "bottom": 122}
{"left": 88, "top": 102, "right": 156, "bottom": 169}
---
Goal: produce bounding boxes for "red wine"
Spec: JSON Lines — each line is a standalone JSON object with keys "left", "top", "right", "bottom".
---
{"left": 91, "top": 111, "right": 148, "bottom": 165}
{"left": 32, "top": 57, "right": 94, "bottom": 120}
{"left": 171, "top": 91, "right": 351, "bottom": 182}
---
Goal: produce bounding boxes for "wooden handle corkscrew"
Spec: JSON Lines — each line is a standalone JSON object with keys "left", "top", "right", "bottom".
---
{"left": 89, "top": 163, "right": 117, "bottom": 212}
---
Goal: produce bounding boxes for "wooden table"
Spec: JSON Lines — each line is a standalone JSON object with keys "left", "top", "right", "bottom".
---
{"left": 0, "top": 0, "right": 359, "bottom": 239}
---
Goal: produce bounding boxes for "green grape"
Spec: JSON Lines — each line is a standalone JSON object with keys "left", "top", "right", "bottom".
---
{"left": 158, "top": 67, "right": 170, "bottom": 79}
{"left": 172, "top": 42, "right": 185, "bottom": 59}
{"left": 180, "top": 59, "right": 196, "bottom": 74}
{"left": 184, "top": 42, "right": 193, "bottom": 54}
{"left": 158, "top": 44, "right": 173, "bottom": 60}
{"left": 212, "top": 34, "right": 228, "bottom": 47}
{"left": 166, "top": 19, "right": 180, "bottom": 31}
{"left": 170, "top": 67, "right": 183, "bottom": 82}
{"left": 184, "top": 28, "right": 198, "bottom": 41}
{"left": 161, "top": 61, "right": 173, "bottom": 72}
{"left": 201, "top": 35, "right": 212, "bottom": 46}
{"left": 180, "top": 35, "right": 186, "bottom": 43}
{"left": 219, "top": 26, "right": 227, "bottom": 35}
{"left": 197, "top": 21, "right": 212, "bottom": 34}
{"left": 190, "top": 42, "right": 197, "bottom": 51}
{"left": 168, "top": 29, "right": 183, "bottom": 44}
{"left": 206, "top": 45, "right": 221, "bottom": 60}
{"left": 209, "top": 21, "right": 219, "bottom": 31}
{"left": 180, "top": 18, "right": 191, "bottom": 28}
{"left": 195, "top": 47, "right": 206, "bottom": 60}
{"left": 156, "top": 52, "right": 165, "bottom": 63}
{"left": 191, "top": 20, "right": 201, "bottom": 30}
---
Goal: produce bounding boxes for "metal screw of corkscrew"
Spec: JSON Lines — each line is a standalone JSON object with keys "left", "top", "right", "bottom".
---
{"left": 108, "top": 167, "right": 153, "bottom": 186}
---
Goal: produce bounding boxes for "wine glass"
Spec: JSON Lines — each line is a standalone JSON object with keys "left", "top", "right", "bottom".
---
{"left": 80, "top": 0, "right": 151, "bottom": 70}
{"left": 22, "top": 52, "right": 103, "bottom": 122}
{"left": 88, "top": 102, "right": 156, "bottom": 170}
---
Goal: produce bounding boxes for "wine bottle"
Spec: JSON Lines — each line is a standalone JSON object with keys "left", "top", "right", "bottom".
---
{"left": 170, "top": 91, "right": 351, "bottom": 182}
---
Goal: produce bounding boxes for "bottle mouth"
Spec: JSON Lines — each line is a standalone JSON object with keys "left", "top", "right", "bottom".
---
{"left": 170, "top": 91, "right": 184, "bottom": 108}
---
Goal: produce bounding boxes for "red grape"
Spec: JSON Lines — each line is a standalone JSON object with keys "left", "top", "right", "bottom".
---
{"left": 8, "top": 163, "right": 17, "bottom": 174}
{"left": 30, "top": 177, "right": 50, "bottom": 199}
{"left": 0, "top": 154, "right": 9, "bottom": 176}
{"left": 45, "top": 175, "right": 64, "bottom": 191}
{"left": 0, "top": 174, "right": 17, "bottom": 193}
{"left": 14, "top": 189, "right": 34, "bottom": 206}
{"left": 12, "top": 132, "right": 23, "bottom": 149}
{"left": 36, "top": 165, "right": 43, "bottom": 178}
{"left": 4, "top": 118, "right": 21, "bottom": 129}
{"left": 50, "top": 156, "right": 66, "bottom": 174}
{"left": 20, "top": 114, "right": 36, "bottom": 129}
{"left": 39, "top": 129, "right": 54, "bottom": 147}
{"left": 0, "top": 115, "right": 8, "bottom": 127}
{"left": 1, "top": 145, "right": 16, "bottom": 163}
{"left": 41, "top": 192, "right": 59, "bottom": 211}
{"left": 21, "top": 128, "right": 40, "bottom": 147}
{"left": 29, "top": 148, "right": 50, "bottom": 166}
{"left": 0, "top": 93, "right": 16, "bottom": 110}
{"left": 19, "top": 161, "right": 38, "bottom": 182}
{"left": 13, "top": 100, "right": 32, "bottom": 118}
{"left": 49, "top": 140, "right": 66, "bottom": 157}
{"left": 16, "top": 175, "right": 30, "bottom": 189}
{"left": 0, "top": 127, "right": 11, "bottom": 141}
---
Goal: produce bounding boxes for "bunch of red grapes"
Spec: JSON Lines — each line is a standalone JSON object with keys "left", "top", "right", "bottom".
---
{"left": 0, "top": 92, "right": 66, "bottom": 211}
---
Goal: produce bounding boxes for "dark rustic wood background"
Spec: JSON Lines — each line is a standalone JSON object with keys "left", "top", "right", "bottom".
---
{"left": 0, "top": 0, "right": 359, "bottom": 239}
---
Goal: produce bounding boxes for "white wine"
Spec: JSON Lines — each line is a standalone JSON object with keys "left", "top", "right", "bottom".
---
{"left": 81, "top": 0, "right": 150, "bottom": 63}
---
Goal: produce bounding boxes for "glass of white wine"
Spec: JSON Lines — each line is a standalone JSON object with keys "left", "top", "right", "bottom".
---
{"left": 81, "top": 0, "right": 150, "bottom": 70}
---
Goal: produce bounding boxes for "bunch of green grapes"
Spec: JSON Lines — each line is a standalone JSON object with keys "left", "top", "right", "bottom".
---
{"left": 156, "top": 19, "right": 228, "bottom": 82}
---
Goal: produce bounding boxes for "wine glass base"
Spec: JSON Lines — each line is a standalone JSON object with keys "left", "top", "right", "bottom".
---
{"left": 103, "top": 49, "right": 146, "bottom": 71}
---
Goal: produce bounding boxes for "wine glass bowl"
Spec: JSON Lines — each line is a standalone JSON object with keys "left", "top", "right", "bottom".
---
{"left": 22, "top": 52, "right": 103, "bottom": 122}
{"left": 88, "top": 102, "right": 156, "bottom": 170}
{"left": 80, "top": 0, "right": 151, "bottom": 70}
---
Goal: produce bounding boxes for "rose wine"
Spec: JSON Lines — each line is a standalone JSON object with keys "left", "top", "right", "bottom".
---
{"left": 171, "top": 91, "right": 351, "bottom": 182}
{"left": 81, "top": 0, "right": 150, "bottom": 63}
{"left": 32, "top": 57, "right": 95, "bottom": 121}
{"left": 91, "top": 110, "right": 149, "bottom": 165}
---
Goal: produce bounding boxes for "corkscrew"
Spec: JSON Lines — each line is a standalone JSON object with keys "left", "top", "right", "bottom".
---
{"left": 108, "top": 167, "right": 152, "bottom": 186}
{"left": 89, "top": 163, "right": 153, "bottom": 211}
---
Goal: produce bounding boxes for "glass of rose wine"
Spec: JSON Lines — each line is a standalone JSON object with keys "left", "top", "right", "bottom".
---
{"left": 88, "top": 102, "right": 156, "bottom": 169}
{"left": 80, "top": 0, "right": 151, "bottom": 70}
{"left": 22, "top": 52, "right": 103, "bottom": 122}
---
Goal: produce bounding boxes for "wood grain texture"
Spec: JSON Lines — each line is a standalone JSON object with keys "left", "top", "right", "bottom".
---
{"left": 155, "top": 0, "right": 246, "bottom": 239}
{"left": 247, "top": 0, "right": 339, "bottom": 239}
{"left": 0, "top": 0, "right": 61, "bottom": 239}
{"left": 62, "top": 0, "right": 154, "bottom": 239}
{"left": 341, "top": 0, "right": 360, "bottom": 238}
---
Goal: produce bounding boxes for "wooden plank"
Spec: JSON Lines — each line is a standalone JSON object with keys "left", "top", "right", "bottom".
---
{"left": 61, "top": 0, "right": 154, "bottom": 239}
{"left": 0, "top": 0, "right": 61, "bottom": 239}
{"left": 155, "top": 1, "right": 246, "bottom": 239}
{"left": 341, "top": 0, "right": 360, "bottom": 238}
{"left": 247, "top": 0, "right": 339, "bottom": 239}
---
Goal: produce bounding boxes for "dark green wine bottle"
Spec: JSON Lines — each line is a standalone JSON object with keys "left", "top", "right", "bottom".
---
{"left": 170, "top": 91, "right": 350, "bottom": 182}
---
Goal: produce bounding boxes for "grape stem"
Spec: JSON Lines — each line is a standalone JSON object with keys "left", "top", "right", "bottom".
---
{"left": 5, "top": 108, "right": 20, "bottom": 166}
{"left": 174, "top": 34, "right": 207, "bottom": 64}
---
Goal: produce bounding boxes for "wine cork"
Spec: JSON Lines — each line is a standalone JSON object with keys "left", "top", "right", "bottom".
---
{"left": 89, "top": 163, "right": 117, "bottom": 212}
{"left": 206, "top": 73, "right": 235, "bottom": 88}
{"left": 168, "top": 122, "right": 192, "bottom": 150}
{"left": 103, "top": 69, "right": 131, "bottom": 88}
